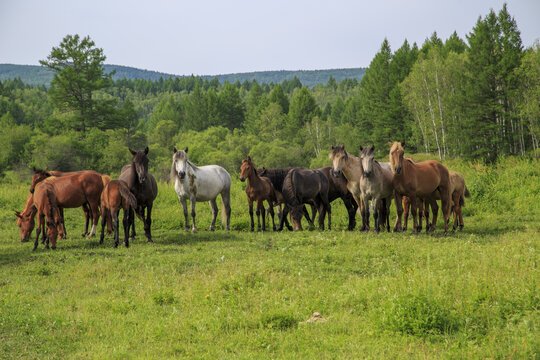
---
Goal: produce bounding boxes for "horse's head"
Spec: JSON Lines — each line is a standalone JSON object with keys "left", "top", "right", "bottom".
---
{"left": 172, "top": 147, "right": 188, "bottom": 180}
{"left": 360, "top": 145, "right": 375, "bottom": 177}
{"left": 240, "top": 157, "right": 254, "bottom": 182}
{"left": 329, "top": 145, "right": 347, "bottom": 178}
{"left": 15, "top": 209, "right": 35, "bottom": 243}
{"left": 388, "top": 140, "right": 406, "bottom": 175}
{"left": 130, "top": 147, "right": 149, "bottom": 183}
{"left": 30, "top": 167, "right": 51, "bottom": 194}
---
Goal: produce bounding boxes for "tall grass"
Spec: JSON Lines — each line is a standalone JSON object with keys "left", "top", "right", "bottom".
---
{"left": 0, "top": 157, "right": 538, "bottom": 359}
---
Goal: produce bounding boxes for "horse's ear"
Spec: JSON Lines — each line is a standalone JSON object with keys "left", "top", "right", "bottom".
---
{"left": 173, "top": 147, "right": 177, "bottom": 153}
{"left": 14, "top": 211, "right": 22, "bottom": 219}
{"left": 388, "top": 141, "right": 393, "bottom": 148}
{"left": 371, "top": 145, "right": 375, "bottom": 153}
{"left": 359, "top": 145, "right": 363, "bottom": 151}
{"left": 144, "top": 147, "right": 149, "bottom": 155}
{"left": 401, "top": 140, "right": 406, "bottom": 147}
{"left": 184, "top": 147, "right": 188, "bottom": 153}
{"left": 32, "top": 166, "right": 37, "bottom": 173}
{"left": 248, "top": 156, "right": 251, "bottom": 161}
{"left": 331, "top": 145, "right": 335, "bottom": 150}
{"left": 129, "top": 148, "right": 136, "bottom": 155}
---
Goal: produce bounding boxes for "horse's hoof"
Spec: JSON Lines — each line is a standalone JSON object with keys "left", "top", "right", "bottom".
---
{"left": 81, "top": 233, "right": 87, "bottom": 238}
{"left": 147, "top": 239, "right": 153, "bottom": 243}
{"left": 184, "top": 228, "right": 190, "bottom": 232}
{"left": 124, "top": 242, "right": 130, "bottom": 248}
{"left": 51, "top": 246, "right": 56, "bottom": 250}
{"left": 459, "top": 226, "right": 464, "bottom": 231}
{"left": 208, "top": 227, "right": 215, "bottom": 232}
{"left": 191, "top": 229, "right": 197, "bottom": 234}
{"left": 114, "top": 243, "right": 119, "bottom": 248}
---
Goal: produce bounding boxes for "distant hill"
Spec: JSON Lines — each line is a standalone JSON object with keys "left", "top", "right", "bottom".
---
{"left": 0, "top": 64, "right": 365, "bottom": 88}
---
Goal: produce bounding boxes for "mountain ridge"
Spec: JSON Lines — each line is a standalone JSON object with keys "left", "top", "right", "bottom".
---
{"left": 0, "top": 63, "right": 365, "bottom": 87}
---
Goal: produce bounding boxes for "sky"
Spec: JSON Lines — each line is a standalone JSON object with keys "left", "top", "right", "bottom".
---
{"left": 1, "top": 0, "right": 539, "bottom": 76}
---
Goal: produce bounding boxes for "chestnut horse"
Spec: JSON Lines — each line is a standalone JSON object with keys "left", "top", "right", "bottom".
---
{"left": 18, "top": 170, "right": 104, "bottom": 240}
{"left": 240, "top": 157, "right": 277, "bottom": 231}
{"left": 119, "top": 147, "right": 158, "bottom": 242}
{"left": 29, "top": 169, "right": 111, "bottom": 237}
{"left": 100, "top": 180, "right": 137, "bottom": 248}
{"left": 31, "top": 180, "right": 63, "bottom": 250}
{"left": 388, "top": 141, "right": 452, "bottom": 233}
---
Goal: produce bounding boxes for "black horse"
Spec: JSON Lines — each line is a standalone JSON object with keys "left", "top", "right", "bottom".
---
{"left": 279, "top": 168, "right": 331, "bottom": 231}
{"left": 118, "top": 147, "right": 158, "bottom": 242}
{"left": 257, "top": 167, "right": 314, "bottom": 230}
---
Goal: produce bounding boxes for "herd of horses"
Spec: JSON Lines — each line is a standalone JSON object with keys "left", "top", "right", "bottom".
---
{"left": 15, "top": 140, "right": 470, "bottom": 250}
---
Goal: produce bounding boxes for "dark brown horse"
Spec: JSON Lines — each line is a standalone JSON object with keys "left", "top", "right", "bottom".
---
{"left": 279, "top": 168, "right": 331, "bottom": 231}
{"left": 118, "top": 147, "right": 158, "bottom": 243}
{"left": 18, "top": 171, "right": 104, "bottom": 240}
{"left": 257, "top": 167, "right": 314, "bottom": 230}
{"left": 388, "top": 141, "right": 452, "bottom": 233}
{"left": 100, "top": 180, "right": 137, "bottom": 248}
{"left": 240, "top": 157, "right": 277, "bottom": 231}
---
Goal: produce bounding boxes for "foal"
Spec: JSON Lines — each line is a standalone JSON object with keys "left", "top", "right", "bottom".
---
{"left": 100, "top": 180, "right": 137, "bottom": 248}
{"left": 32, "top": 181, "right": 63, "bottom": 250}
{"left": 240, "top": 157, "right": 277, "bottom": 231}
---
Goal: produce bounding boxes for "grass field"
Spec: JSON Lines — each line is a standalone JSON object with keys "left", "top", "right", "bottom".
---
{"left": 1, "top": 157, "right": 538, "bottom": 359}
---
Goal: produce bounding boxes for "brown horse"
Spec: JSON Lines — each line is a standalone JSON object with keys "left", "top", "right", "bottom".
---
{"left": 29, "top": 169, "right": 111, "bottom": 237}
{"left": 15, "top": 194, "right": 37, "bottom": 243}
{"left": 240, "top": 157, "right": 277, "bottom": 231}
{"left": 100, "top": 180, "right": 137, "bottom": 248}
{"left": 388, "top": 141, "right": 452, "bottom": 233}
{"left": 119, "top": 147, "right": 158, "bottom": 242}
{"left": 403, "top": 171, "right": 470, "bottom": 231}
{"left": 19, "top": 170, "right": 104, "bottom": 239}
{"left": 31, "top": 180, "right": 63, "bottom": 250}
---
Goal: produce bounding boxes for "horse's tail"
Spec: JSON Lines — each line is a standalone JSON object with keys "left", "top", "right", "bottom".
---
{"left": 220, "top": 174, "right": 232, "bottom": 229}
{"left": 101, "top": 174, "right": 111, "bottom": 188}
{"left": 281, "top": 171, "right": 298, "bottom": 208}
{"left": 119, "top": 183, "right": 137, "bottom": 209}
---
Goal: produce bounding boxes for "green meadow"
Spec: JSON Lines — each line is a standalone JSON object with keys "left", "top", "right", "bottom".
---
{"left": 0, "top": 157, "right": 538, "bottom": 359}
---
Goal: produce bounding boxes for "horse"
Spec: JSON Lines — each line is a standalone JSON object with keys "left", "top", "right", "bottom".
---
{"left": 18, "top": 171, "right": 104, "bottom": 240}
{"left": 31, "top": 180, "right": 63, "bottom": 250}
{"left": 171, "top": 147, "right": 230, "bottom": 233}
{"left": 119, "top": 147, "right": 158, "bottom": 242}
{"left": 403, "top": 171, "right": 470, "bottom": 231}
{"left": 279, "top": 168, "right": 331, "bottom": 231}
{"left": 29, "top": 168, "right": 111, "bottom": 237}
{"left": 357, "top": 145, "right": 395, "bottom": 232}
{"left": 388, "top": 140, "right": 452, "bottom": 233}
{"left": 15, "top": 194, "right": 37, "bottom": 243}
{"left": 240, "top": 157, "right": 276, "bottom": 232}
{"left": 296, "top": 166, "right": 358, "bottom": 231}
{"left": 100, "top": 180, "right": 137, "bottom": 248}
{"left": 257, "top": 167, "right": 314, "bottom": 230}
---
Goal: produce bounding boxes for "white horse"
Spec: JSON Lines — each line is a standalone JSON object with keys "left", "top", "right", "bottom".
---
{"left": 171, "top": 147, "right": 232, "bottom": 233}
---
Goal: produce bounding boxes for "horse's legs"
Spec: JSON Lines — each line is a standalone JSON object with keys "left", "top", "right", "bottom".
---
{"left": 82, "top": 203, "right": 90, "bottom": 237}
{"left": 373, "top": 199, "right": 381, "bottom": 233}
{"left": 85, "top": 199, "right": 100, "bottom": 238}
{"left": 344, "top": 196, "right": 357, "bottom": 231}
{"left": 403, "top": 196, "right": 410, "bottom": 231}
{"left": 248, "top": 199, "right": 255, "bottom": 232}
{"left": 209, "top": 199, "right": 218, "bottom": 231}
{"left": 409, "top": 195, "right": 419, "bottom": 234}
{"left": 393, "top": 192, "right": 404, "bottom": 232}
{"left": 33, "top": 214, "right": 44, "bottom": 251}
{"left": 179, "top": 197, "right": 189, "bottom": 232}
{"left": 326, "top": 202, "right": 332, "bottom": 231}
{"left": 99, "top": 208, "right": 108, "bottom": 245}
{"left": 260, "top": 201, "right": 266, "bottom": 231}
{"left": 428, "top": 198, "right": 438, "bottom": 232}
{"left": 144, "top": 203, "right": 153, "bottom": 242}
{"left": 221, "top": 190, "right": 231, "bottom": 231}
{"left": 256, "top": 200, "right": 264, "bottom": 232}
{"left": 128, "top": 207, "right": 136, "bottom": 239}
{"left": 113, "top": 209, "right": 120, "bottom": 248}
{"left": 268, "top": 201, "right": 276, "bottom": 231}
{"left": 122, "top": 208, "right": 130, "bottom": 247}
{"left": 190, "top": 198, "right": 197, "bottom": 234}
{"left": 361, "top": 197, "right": 370, "bottom": 232}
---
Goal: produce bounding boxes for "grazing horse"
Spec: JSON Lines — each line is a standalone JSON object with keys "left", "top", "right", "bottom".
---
{"left": 171, "top": 147, "right": 231, "bottom": 233}
{"left": 357, "top": 145, "right": 394, "bottom": 232}
{"left": 240, "top": 157, "right": 277, "bottom": 232}
{"left": 119, "top": 147, "right": 158, "bottom": 242}
{"left": 388, "top": 140, "right": 452, "bottom": 233}
{"left": 100, "top": 180, "right": 137, "bottom": 248}
{"left": 29, "top": 169, "right": 111, "bottom": 237}
{"left": 31, "top": 181, "right": 63, "bottom": 250}
{"left": 18, "top": 171, "right": 104, "bottom": 239}
{"left": 15, "top": 194, "right": 37, "bottom": 243}
{"left": 279, "top": 168, "right": 331, "bottom": 231}
{"left": 257, "top": 167, "right": 314, "bottom": 230}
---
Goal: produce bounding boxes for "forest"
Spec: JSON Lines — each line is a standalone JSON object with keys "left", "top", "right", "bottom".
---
{"left": 0, "top": 4, "right": 538, "bottom": 183}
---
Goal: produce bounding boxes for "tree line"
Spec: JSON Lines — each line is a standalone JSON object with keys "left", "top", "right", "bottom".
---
{"left": 0, "top": 4, "right": 538, "bottom": 182}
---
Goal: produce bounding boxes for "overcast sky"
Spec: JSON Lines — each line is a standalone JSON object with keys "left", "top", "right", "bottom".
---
{"left": 1, "top": 0, "right": 538, "bottom": 76}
